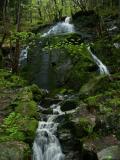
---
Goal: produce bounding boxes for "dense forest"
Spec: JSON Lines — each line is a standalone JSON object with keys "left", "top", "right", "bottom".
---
{"left": 0, "top": 0, "right": 120, "bottom": 160}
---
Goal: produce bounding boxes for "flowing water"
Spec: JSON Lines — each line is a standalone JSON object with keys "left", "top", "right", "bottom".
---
{"left": 42, "top": 17, "right": 74, "bottom": 37}
{"left": 19, "top": 46, "right": 29, "bottom": 64}
{"left": 87, "top": 46, "right": 110, "bottom": 75}
{"left": 32, "top": 104, "right": 65, "bottom": 160}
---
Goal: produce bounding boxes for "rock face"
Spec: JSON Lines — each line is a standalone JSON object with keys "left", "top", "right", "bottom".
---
{"left": 57, "top": 115, "right": 82, "bottom": 160}
{"left": 26, "top": 37, "right": 73, "bottom": 90}
{"left": 26, "top": 33, "right": 95, "bottom": 90}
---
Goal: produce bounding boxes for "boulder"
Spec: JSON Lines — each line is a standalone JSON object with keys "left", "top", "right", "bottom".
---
{"left": 0, "top": 141, "right": 30, "bottom": 160}
{"left": 83, "top": 135, "right": 120, "bottom": 160}
{"left": 98, "top": 145, "right": 120, "bottom": 160}
{"left": 61, "top": 99, "right": 79, "bottom": 111}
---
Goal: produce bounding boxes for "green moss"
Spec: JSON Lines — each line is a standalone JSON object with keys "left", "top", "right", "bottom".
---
{"left": 86, "top": 95, "right": 101, "bottom": 106}
{"left": 30, "top": 84, "right": 46, "bottom": 101}
{"left": 79, "top": 117, "right": 94, "bottom": 135}
{"left": 15, "top": 100, "right": 38, "bottom": 117}
{"left": 9, "top": 86, "right": 39, "bottom": 118}
{"left": 107, "top": 98, "right": 120, "bottom": 109}
{"left": 80, "top": 75, "right": 107, "bottom": 96}
{"left": 0, "top": 69, "right": 39, "bottom": 144}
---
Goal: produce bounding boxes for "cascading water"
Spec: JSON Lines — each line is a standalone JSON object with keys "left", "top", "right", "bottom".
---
{"left": 19, "top": 46, "right": 29, "bottom": 63}
{"left": 42, "top": 17, "right": 74, "bottom": 37}
{"left": 32, "top": 104, "right": 65, "bottom": 160}
{"left": 87, "top": 46, "right": 110, "bottom": 75}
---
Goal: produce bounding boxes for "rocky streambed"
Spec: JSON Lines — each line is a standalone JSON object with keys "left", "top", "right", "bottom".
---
{"left": 33, "top": 90, "right": 120, "bottom": 160}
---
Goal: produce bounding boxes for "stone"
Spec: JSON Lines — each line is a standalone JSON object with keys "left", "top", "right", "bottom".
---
{"left": 0, "top": 141, "right": 30, "bottom": 160}
{"left": 61, "top": 99, "right": 79, "bottom": 111}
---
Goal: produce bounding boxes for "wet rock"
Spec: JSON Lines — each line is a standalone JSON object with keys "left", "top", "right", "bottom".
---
{"left": 40, "top": 97, "right": 61, "bottom": 107}
{"left": 61, "top": 99, "right": 79, "bottom": 111}
{"left": 58, "top": 125, "right": 82, "bottom": 160}
{"left": 57, "top": 104, "right": 96, "bottom": 160}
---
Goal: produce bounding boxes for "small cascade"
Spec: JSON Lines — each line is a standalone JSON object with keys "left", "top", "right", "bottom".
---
{"left": 19, "top": 46, "right": 29, "bottom": 63}
{"left": 87, "top": 46, "right": 110, "bottom": 75}
{"left": 32, "top": 104, "right": 64, "bottom": 160}
{"left": 42, "top": 17, "right": 74, "bottom": 37}
{"left": 64, "top": 17, "right": 71, "bottom": 23}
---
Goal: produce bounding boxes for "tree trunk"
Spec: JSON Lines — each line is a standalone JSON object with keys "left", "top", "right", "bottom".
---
{"left": 12, "top": 0, "right": 21, "bottom": 73}
{"left": 0, "top": 0, "right": 7, "bottom": 49}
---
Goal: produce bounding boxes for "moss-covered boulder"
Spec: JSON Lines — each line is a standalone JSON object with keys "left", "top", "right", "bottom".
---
{"left": 9, "top": 86, "right": 40, "bottom": 119}
{"left": 71, "top": 117, "right": 95, "bottom": 139}
{"left": 0, "top": 141, "right": 30, "bottom": 160}
{"left": 30, "top": 84, "right": 48, "bottom": 101}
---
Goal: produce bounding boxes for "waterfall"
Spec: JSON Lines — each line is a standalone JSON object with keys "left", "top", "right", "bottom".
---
{"left": 32, "top": 104, "right": 65, "bottom": 160}
{"left": 19, "top": 46, "right": 29, "bottom": 63}
{"left": 87, "top": 46, "right": 110, "bottom": 75}
{"left": 42, "top": 17, "right": 74, "bottom": 37}
{"left": 64, "top": 17, "right": 71, "bottom": 23}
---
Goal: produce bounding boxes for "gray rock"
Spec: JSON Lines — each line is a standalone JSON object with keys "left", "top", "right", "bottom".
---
{"left": 98, "top": 145, "right": 120, "bottom": 160}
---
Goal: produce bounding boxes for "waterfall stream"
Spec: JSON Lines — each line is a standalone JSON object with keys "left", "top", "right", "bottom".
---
{"left": 32, "top": 18, "right": 111, "bottom": 160}
{"left": 19, "top": 46, "right": 29, "bottom": 64}
{"left": 32, "top": 104, "right": 65, "bottom": 160}
{"left": 42, "top": 17, "right": 74, "bottom": 37}
{"left": 87, "top": 46, "right": 110, "bottom": 75}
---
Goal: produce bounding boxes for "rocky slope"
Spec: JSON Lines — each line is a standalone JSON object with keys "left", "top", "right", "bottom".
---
{"left": 0, "top": 10, "right": 120, "bottom": 160}
{"left": 0, "top": 69, "right": 47, "bottom": 159}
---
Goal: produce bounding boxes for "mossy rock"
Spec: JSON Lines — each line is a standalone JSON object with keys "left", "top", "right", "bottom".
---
{"left": 15, "top": 100, "right": 38, "bottom": 117}
{"left": 80, "top": 75, "right": 111, "bottom": 97}
{"left": 72, "top": 117, "right": 94, "bottom": 139}
{"left": 0, "top": 141, "right": 30, "bottom": 160}
{"left": 0, "top": 112, "right": 38, "bottom": 143}
{"left": 30, "top": 84, "right": 47, "bottom": 101}
{"left": 11, "top": 87, "right": 39, "bottom": 118}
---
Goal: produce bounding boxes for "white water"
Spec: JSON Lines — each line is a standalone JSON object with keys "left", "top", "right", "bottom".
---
{"left": 33, "top": 105, "right": 64, "bottom": 160}
{"left": 42, "top": 17, "right": 74, "bottom": 37}
{"left": 114, "top": 43, "right": 120, "bottom": 49}
{"left": 19, "top": 46, "right": 29, "bottom": 63}
{"left": 107, "top": 26, "right": 118, "bottom": 31}
{"left": 87, "top": 46, "right": 110, "bottom": 75}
